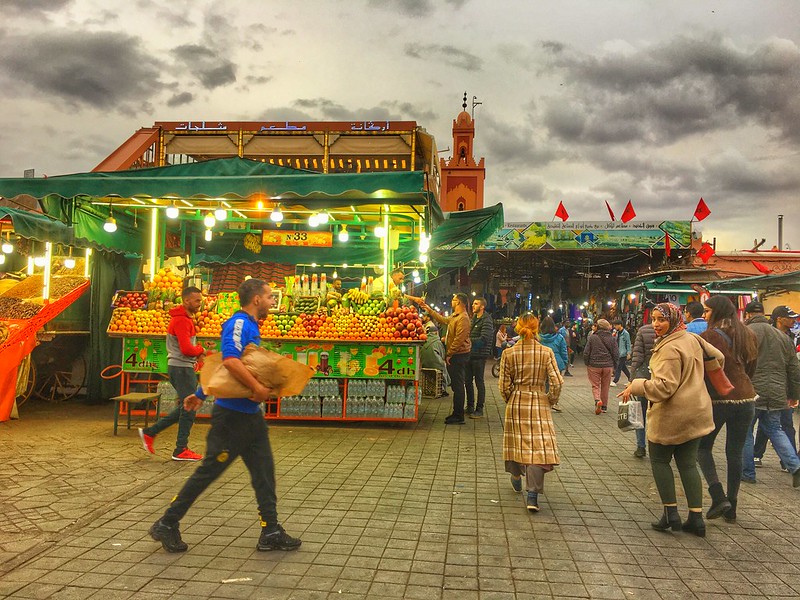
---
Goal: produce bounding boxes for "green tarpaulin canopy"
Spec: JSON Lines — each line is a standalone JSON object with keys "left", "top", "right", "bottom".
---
{"left": 705, "top": 271, "right": 800, "bottom": 293}
{"left": 426, "top": 204, "right": 504, "bottom": 273}
{"left": 0, "top": 207, "right": 76, "bottom": 246}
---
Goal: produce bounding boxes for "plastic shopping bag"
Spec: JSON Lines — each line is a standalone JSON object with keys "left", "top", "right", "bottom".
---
{"left": 617, "top": 399, "right": 644, "bottom": 431}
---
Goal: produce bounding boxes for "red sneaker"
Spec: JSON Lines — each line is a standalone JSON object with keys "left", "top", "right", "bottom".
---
{"left": 595, "top": 401, "right": 603, "bottom": 415}
{"left": 172, "top": 448, "right": 203, "bottom": 461}
{"left": 138, "top": 428, "right": 155, "bottom": 454}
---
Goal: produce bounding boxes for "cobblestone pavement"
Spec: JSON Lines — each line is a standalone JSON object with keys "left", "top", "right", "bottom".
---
{"left": 1, "top": 363, "right": 799, "bottom": 599}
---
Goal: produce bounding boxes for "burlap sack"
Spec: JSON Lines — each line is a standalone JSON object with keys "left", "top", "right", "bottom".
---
{"left": 200, "top": 344, "right": 315, "bottom": 398}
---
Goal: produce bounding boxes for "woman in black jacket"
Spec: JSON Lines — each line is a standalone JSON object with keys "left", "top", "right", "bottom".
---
{"left": 583, "top": 319, "right": 619, "bottom": 414}
{"left": 697, "top": 295, "right": 758, "bottom": 523}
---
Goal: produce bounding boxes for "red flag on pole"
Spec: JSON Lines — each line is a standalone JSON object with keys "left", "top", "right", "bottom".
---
{"left": 664, "top": 234, "right": 671, "bottom": 257}
{"left": 693, "top": 197, "right": 711, "bottom": 221}
{"left": 621, "top": 200, "right": 636, "bottom": 223}
{"left": 554, "top": 201, "right": 569, "bottom": 221}
{"left": 605, "top": 201, "right": 616, "bottom": 221}
{"left": 697, "top": 242, "right": 715, "bottom": 264}
{"left": 751, "top": 260, "right": 773, "bottom": 274}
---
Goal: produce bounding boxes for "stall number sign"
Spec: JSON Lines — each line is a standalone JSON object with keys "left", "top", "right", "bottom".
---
{"left": 123, "top": 338, "right": 168, "bottom": 373}
{"left": 261, "top": 229, "right": 333, "bottom": 247}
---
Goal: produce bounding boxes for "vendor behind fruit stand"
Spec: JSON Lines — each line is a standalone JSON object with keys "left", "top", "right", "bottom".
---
{"left": 381, "top": 268, "right": 423, "bottom": 306}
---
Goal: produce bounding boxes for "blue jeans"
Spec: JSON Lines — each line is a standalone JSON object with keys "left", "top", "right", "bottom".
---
{"left": 753, "top": 408, "right": 796, "bottom": 458}
{"left": 635, "top": 398, "right": 648, "bottom": 449}
{"left": 742, "top": 409, "right": 800, "bottom": 480}
{"left": 143, "top": 365, "right": 198, "bottom": 454}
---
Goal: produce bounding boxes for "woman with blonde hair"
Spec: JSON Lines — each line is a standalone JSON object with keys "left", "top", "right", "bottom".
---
{"left": 500, "top": 312, "right": 564, "bottom": 512}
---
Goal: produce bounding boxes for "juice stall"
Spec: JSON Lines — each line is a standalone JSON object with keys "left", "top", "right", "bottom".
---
{"left": 0, "top": 158, "right": 443, "bottom": 423}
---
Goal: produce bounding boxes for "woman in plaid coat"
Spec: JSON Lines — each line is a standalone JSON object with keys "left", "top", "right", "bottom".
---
{"left": 500, "top": 313, "right": 564, "bottom": 512}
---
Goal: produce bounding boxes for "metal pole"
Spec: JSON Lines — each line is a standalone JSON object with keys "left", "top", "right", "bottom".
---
{"left": 778, "top": 214, "right": 784, "bottom": 250}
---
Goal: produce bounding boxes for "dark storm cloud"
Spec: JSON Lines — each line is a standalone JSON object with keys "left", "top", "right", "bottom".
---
{"left": 368, "top": 0, "right": 433, "bottom": 17}
{"left": 167, "top": 92, "right": 194, "bottom": 107}
{"left": 404, "top": 44, "right": 482, "bottom": 71}
{"left": 701, "top": 151, "right": 800, "bottom": 194}
{"left": 171, "top": 44, "right": 237, "bottom": 89}
{"left": 293, "top": 98, "right": 394, "bottom": 121}
{"left": 379, "top": 101, "right": 437, "bottom": 123}
{"left": 2, "top": 0, "right": 71, "bottom": 15}
{"left": 479, "top": 113, "right": 559, "bottom": 168}
{"left": 542, "top": 33, "right": 800, "bottom": 145}
{"left": 0, "top": 30, "right": 163, "bottom": 111}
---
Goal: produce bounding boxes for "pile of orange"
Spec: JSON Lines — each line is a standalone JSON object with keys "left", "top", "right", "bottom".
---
{"left": 144, "top": 267, "right": 184, "bottom": 299}
{"left": 107, "top": 307, "right": 168, "bottom": 335}
{"left": 195, "top": 310, "right": 226, "bottom": 338}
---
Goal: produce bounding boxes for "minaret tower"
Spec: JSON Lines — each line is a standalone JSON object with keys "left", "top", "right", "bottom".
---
{"left": 439, "top": 92, "right": 485, "bottom": 211}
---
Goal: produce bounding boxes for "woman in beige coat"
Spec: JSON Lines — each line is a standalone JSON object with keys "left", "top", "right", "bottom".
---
{"left": 500, "top": 313, "right": 564, "bottom": 513}
{"left": 619, "top": 303, "right": 722, "bottom": 537}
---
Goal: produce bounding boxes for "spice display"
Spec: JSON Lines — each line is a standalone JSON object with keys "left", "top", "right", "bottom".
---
{"left": 50, "top": 276, "right": 88, "bottom": 300}
{"left": 0, "top": 297, "right": 43, "bottom": 320}
{"left": 1, "top": 275, "right": 44, "bottom": 299}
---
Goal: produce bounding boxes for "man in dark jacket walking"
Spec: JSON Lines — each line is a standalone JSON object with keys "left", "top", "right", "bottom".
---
{"left": 139, "top": 286, "right": 205, "bottom": 461}
{"left": 465, "top": 297, "right": 495, "bottom": 418}
{"left": 741, "top": 302, "right": 800, "bottom": 487}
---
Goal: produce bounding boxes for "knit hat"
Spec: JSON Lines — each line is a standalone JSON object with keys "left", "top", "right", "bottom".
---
{"left": 596, "top": 319, "right": 612, "bottom": 331}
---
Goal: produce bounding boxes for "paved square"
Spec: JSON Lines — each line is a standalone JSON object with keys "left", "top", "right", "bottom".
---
{"left": 1, "top": 364, "right": 799, "bottom": 599}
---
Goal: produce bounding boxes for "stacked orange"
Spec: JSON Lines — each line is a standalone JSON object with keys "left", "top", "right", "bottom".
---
{"left": 144, "top": 266, "right": 184, "bottom": 299}
{"left": 108, "top": 308, "right": 168, "bottom": 335}
{"left": 259, "top": 314, "right": 282, "bottom": 338}
{"left": 195, "top": 311, "right": 225, "bottom": 337}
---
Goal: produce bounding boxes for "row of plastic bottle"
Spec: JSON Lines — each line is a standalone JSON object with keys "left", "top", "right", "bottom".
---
{"left": 345, "top": 397, "right": 414, "bottom": 419}
{"left": 386, "top": 384, "right": 416, "bottom": 404}
{"left": 281, "top": 395, "right": 344, "bottom": 417}
{"left": 300, "top": 378, "right": 340, "bottom": 397}
{"left": 346, "top": 379, "right": 386, "bottom": 398}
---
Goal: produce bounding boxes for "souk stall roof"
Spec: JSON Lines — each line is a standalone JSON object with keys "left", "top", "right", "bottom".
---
{"left": 0, "top": 157, "right": 443, "bottom": 223}
{"left": 0, "top": 207, "right": 75, "bottom": 246}
{"left": 705, "top": 271, "right": 800, "bottom": 293}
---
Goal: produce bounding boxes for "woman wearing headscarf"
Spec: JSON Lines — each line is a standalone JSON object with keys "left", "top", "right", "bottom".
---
{"left": 582, "top": 319, "right": 618, "bottom": 414}
{"left": 619, "top": 303, "right": 722, "bottom": 537}
{"left": 697, "top": 295, "right": 758, "bottom": 524}
{"left": 500, "top": 313, "right": 563, "bottom": 513}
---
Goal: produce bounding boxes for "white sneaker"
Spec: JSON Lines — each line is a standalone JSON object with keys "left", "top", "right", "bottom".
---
{"left": 609, "top": 382, "right": 617, "bottom": 387}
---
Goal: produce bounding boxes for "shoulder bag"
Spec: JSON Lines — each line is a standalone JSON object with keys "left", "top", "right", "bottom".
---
{"left": 697, "top": 331, "right": 734, "bottom": 397}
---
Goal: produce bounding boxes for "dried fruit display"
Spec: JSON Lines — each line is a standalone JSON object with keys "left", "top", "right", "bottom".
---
{"left": 50, "top": 276, "right": 88, "bottom": 300}
{"left": 0, "top": 297, "right": 43, "bottom": 320}
{"left": 1, "top": 275, "right": 44, "bottom": 299}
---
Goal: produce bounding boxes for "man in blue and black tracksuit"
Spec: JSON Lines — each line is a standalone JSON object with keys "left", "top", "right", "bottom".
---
{"left": 149, "top": 278, "right": 302, "bottom": 553}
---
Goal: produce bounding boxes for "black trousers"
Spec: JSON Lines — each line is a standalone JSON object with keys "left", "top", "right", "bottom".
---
{"left": 697, "top": 401, "right": 754, "bottom": 505}
{"left": 447, "top": 353, "right": 470, "bottom": 418}
{"left": 465, "top": 357, "right": 487, "bottom": 410}
{"left": 163, "top": 405, "right": 278, "bottom": 527}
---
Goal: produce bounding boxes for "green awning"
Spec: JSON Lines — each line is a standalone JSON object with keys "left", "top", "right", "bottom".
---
{"left": 705, "top": 271, "right": 800, "bottom": 293}
{"left": 0, "top": 157, "right": 443, "bottom": 224}
{"left": 430, "top": 204, "right": 504, "bottom": 249}
{"left": 0, "top": 207, "right": 75, "bottom": 246}
{"left": 617, "top": 279, "right": 697, "bottom": 295}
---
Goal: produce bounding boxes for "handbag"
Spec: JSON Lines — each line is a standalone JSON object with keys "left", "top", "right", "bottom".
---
{"left": 618, "top": 399, "right": 644, "bottom": 431}
{"left": 702, "top": 328, "right": 735, "bottom": 397}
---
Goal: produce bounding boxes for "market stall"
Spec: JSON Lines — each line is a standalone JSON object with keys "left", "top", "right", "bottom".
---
{"left": 0, "top": 158, "right": 447, "bottom": 423}
{"left": 0, "top": 208, "right": 92, "bottom": 421}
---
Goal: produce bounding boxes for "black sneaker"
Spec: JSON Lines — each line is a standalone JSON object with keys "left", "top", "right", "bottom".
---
{"left": 444, "top": 414, "right": 465, "bottom": 425}
{"left": 469, "top": 408, "right": 484, "bottom": 418}
{"left": 257, "top": 525, "right": 302, "bottom": 551}
{"left": 564, "top": 371, "right": 573, "bottom": 377}
{"left": 465, "top": 405, "right": 474, "bottom": 415}
{"left": 149, "top": 518, "right": 188, "bottom": 553}
{"left": 633, "top": 447, "right": 646, "bottom": 458}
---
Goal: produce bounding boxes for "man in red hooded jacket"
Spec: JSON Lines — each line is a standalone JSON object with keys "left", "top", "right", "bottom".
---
{"left": 139, "top": 287, "right": 205, "bottom": 460}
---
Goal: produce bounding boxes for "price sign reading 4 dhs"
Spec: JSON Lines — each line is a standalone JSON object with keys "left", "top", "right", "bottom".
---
{"left": 122, "top": 338, "right": 168, "bottom": 373}
{"left": 261, "top": 230, "right": 333, "bottom": 248}
{"left": 377, "top": 356, "right": 417, "bottom": 378}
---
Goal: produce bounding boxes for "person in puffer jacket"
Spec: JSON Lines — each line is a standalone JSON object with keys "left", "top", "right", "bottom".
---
{"left": 539, "top": 317, "right": 569, "bottom": 412}
{"left": 630, "top": 323, "right": 656, "bottom": 457}
{"left": 583, "top": 319, "right": 619, "bottom": 414}
{"left": 465, "top": 297, "right": 495, "bottom": 418}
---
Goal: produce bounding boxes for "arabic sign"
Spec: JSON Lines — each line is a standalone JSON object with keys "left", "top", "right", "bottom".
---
{"left": 155, "top": 121, "right": 417, "bottom": 133}
{"left": 261, "top": 230, "right": 333, "bottom": 248}
{"left": 469, "top": 221, "right": 692, "bottom": 251}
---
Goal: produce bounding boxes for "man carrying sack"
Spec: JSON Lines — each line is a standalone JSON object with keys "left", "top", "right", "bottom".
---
{"left": 149, "top": 279, "right": 303, "bottom": 553}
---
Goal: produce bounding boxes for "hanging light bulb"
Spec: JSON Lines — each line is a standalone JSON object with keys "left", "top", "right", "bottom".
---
{"left": 419, "top": 253, "right": 428, "bottom": 264}
{"left": 0, "top": 254, "right": 5, "bottom": 265}
{"left": 419, "top": 234, "right": 431, "bottom": 253}
{"left": 1, "top": 241, "right": 12, "bottom": 254}
{"left": 311, "top": 263, "right": 317, "bottom": 268}
{"left": 64, "top": 257, "right": 76, "bottom": 269}
{"left": 374, "top": 225, "right": 387, "bottom": 238}
{"left": 332, "top": 270, "right": 338, "bottom": 279}
{"left": 270, "top": 204, "right": 284, "bottom": 222}
{"left": 203, "top": 212, "right": 216, "bottom": 228}
{"left": 318, "top": 211, "right": 330, "bottom": 224}
{"left": 204, "top": 228, "right": 212, "bottom": 242}
{"left": 166, "top": 203, "right": 180, "bottom": 219}
{"left": 214, "top": 205, "right": 228, "bottom": 221}
{"left": 412, "top": 269, "right": 419, "bottom": 278}
{"left": 256, "top": 200, "right": 265, "bottom": 210}
{"left": 34, "top": 256, "right": 46, "bottom": 267}
{"left": 342, "top": 263, "right": 348, "bottom": 269}
{"left": 308, "top": 213, "right": 320, "bottom": 227}
{"left": 338, "top": 225, "right": 349, "bottom": 242}
{"left": 103, "top": 216, "right": 117, "bottom": 233}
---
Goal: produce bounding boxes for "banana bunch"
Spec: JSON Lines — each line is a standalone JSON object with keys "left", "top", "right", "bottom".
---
{"left": 345, "top": 288, "right": 370, "bottom": 305}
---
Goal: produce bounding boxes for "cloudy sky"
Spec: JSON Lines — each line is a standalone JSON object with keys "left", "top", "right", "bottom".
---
{"left": 1, "top": 0, "right": 798, "bottom": 251}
